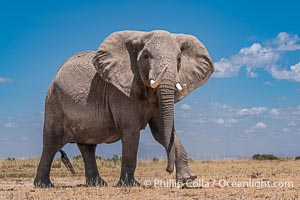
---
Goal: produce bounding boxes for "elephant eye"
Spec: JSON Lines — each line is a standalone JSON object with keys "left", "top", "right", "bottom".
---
{"left": 177, "top": 56, "right": 181, "bottom": 64}
{"left": 177, "top": 55, "right": 181, "bottom": 71}
{"left": 143, "top": 53, "right": 149, "bottom": 59}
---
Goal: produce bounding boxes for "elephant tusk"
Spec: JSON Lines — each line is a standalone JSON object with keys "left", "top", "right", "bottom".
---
{"left": 176, "top": 83, "right": 188, "bottom": 94}
{"left": 150, "top": 79, "right": 155, "bottom": 86}
{"left": 150, "top": 66, "right": 168, "bottom": 88}
{"left": 176, "top": 83, "right": 183, "bottom": 91}
{"left": 150, "top": 79, "right": 158, "bottom": 88}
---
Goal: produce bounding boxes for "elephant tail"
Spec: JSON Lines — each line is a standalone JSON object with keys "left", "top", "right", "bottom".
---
{"left": 59, "top": 150, "right": 75, "bottom": 175}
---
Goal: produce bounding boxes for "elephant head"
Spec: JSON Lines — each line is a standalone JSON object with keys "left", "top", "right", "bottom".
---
{"left": 92, "top": 30, "right": 214, "bottom": 173}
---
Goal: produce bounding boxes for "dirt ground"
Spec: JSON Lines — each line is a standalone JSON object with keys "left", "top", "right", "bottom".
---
{"left": 0, "top": 158, "right": 299, "bottom": 199}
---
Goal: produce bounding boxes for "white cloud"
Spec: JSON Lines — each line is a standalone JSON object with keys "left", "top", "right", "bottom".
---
{"left": 0, "top": 77, "right": 13, "bottom": 83}
{"left": 180, "top": 104, "right": 192, "bottom": 110}
{"left": 214, "top": 118, "right": 225, "bottom": 125}
{"left": 177, "top": 101, "right": 300, "bottom": 137}
{"left": 270, "top": 62, "right": 300, "bottom": 82}
{"left": 236, "top": 107, "right": 267, "bottom": 117}
{"left": 282, "top": 128, "right": 290, "bottom": 133}
{"left": 213, "top": 118, "right": 238, "bottom": 127}
{"left": 254, "top": 122, "right": 267, "bottom": 129}
{"left": 264, "top": 81, "right": 272, "bottom": 86}
{"left": 245, "top": 121, "right": 268, "bottom": 133}
{"left": 247, "top": 68, "right": 258, "bottom": 78}
{"left": 273, "top": 32, "right": 300, "bottom": 51}
{"left": 21, "top": 136, "right": 30, "bottom": 141}
{"left": 270, "top": 108, "right": 280, "bottom": 115}
{"left": 3, "top": 122, "right": 19, "bottom": 128}
{"left": 214, "top": 58, "right": 240, "bottom": 78}
{"left": 213, "top": 32, "right": 300, "bottom": 82}
{"left": 268, "top": 105, "right": 300, "bottom": 121}
{"left": 228, "top": 118, "right": 238, "bottom": 124}
{"left": 288, "top": 121, "right": 297, "bottom": 126}
{"left": 31, "top": 122, "right": 42, "bottom": 128}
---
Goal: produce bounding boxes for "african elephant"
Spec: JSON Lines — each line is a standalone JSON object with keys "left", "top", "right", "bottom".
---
{"left": 34, "top": 30, "right": 214, "bottom": 187}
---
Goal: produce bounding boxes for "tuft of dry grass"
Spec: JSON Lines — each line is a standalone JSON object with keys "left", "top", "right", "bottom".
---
{"left": 0, "top": 158, "right": 299, "bottom": 199}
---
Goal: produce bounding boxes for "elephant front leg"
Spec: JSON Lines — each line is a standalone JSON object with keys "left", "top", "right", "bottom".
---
{"left": 174, "top": 131, "right": 197, "bottom": 183}
{"left": 77, "top": 144, "right": 107, "bottom": 186}
{"left": 117, "top": 132, "right": 140, "bottom": 187}
{"left": 149, "top": 118, "right": 197, "bottom": 183}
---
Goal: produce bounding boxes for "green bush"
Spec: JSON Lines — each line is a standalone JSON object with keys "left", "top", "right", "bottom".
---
{"left": 73, "top": 155, "right": 82, "bottom": 160}
{"left": 152, "top": 157, "right": 159, "bottom": 163}
{"left": 295, "top": 156, "right": 300, "bottom": 160}
{"left": 111, "top": 154, "right": 121, "bottom": 165}
{"left": 252, "top": 154, "right": 279, "bottom": 160}
{"left": 95, "top": 155, "right": 102, "bottom": 160}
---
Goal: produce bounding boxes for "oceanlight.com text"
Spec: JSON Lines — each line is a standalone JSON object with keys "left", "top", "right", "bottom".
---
{"left": 143, "top": 179, "right": 294, "bottom": 189}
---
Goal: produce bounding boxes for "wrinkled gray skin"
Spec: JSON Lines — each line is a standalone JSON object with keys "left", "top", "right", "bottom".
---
{"left": 34, "top": 30, "right": 214, "bottom": 187}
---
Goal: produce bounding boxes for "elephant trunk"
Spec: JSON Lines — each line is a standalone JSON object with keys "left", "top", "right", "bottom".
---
{"left": 158, "top": 73, "right": 176, "bottom": 173}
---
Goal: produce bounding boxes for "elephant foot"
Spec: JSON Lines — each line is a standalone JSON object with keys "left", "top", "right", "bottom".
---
{"left": 116, "top": 178, "right": 141, "bottom": 187}
{"left": 34, "top": 177, "right": 54, "bottom": 188}
{"left": 176, "top": 166, "right": 197, "bottom": 183}
{"left": 86, "top": 176, "right": 108, "bottom": 187}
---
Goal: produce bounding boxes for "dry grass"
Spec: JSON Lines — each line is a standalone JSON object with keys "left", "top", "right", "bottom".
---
{"left": 0, "top": 158, "right": 299, "bottom": 199}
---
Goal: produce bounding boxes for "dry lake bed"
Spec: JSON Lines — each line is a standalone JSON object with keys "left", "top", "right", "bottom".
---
{"left": 0, "top": 158, "right": 299, "bottom": 199}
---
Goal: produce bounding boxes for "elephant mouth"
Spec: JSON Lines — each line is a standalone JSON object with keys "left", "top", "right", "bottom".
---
{"left": 148, "top": 66, "right": 187, "bottom": 95}
{"left": 149, "top": 66, "right": 168, "bottom": 89}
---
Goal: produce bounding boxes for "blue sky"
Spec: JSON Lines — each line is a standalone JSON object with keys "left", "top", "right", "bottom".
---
{"left": 1, "top": 0, "right": 300, "bottom": 158}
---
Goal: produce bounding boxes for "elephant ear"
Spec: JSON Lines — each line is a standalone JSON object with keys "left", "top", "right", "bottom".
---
{"left": 173, "top": 34, "right": 214, "bottom": 103}
{"left": 93, "top": 31, "right": 146, "bottom": 100}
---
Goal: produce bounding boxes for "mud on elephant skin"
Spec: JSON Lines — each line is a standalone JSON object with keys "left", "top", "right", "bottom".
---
{"left": 34, "top": 30, "right": 214, "bottom": 187}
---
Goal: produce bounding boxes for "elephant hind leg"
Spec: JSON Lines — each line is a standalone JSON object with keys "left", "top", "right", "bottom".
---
{"left": 34, "top": 123, "right": 66, "bottom": 187}
{"left": 34, "top": 88, "right": 67, "bottom": 187}
{"left": 77, "top": 143, "right": 107, "bottom": 186}
{"left": 34, "top": 146, "right": 60, "bottom": 187}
